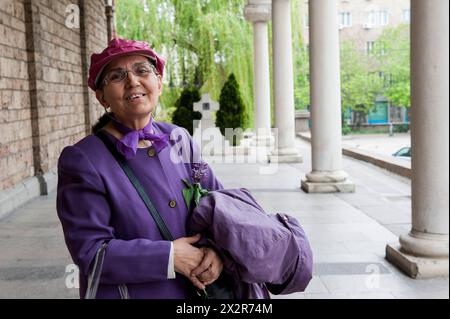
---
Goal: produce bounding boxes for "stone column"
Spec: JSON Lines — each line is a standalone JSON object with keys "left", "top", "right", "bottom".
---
{"left": 269, "top": 0, "right": 302, "bottom": 163}
{"left": 244, "top": 1, "right": 273, "bottom": 147}
{"left": 79, "top": 0, "right": 94, "bottom": 136}
{"left": 105, "top": 0, "right": 116, "bottom": 41}
{"left": 301, "top": 0, "right": 354, "bottom": 193}
{"left": 386, "top": 0, "right": 449, "bottom": 278}
{"left": 24, "top": 0, "right": 49, "bottom": 194}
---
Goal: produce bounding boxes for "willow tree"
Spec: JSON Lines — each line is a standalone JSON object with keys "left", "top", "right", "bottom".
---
{"left": 115, "top": 0, "right": 254, "bottom": 128}
{"left": 115, "top": 0, "right": 309, "bottom": 129}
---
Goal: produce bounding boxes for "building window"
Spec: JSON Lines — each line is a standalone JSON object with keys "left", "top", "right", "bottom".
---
{"left": 365, "top": 10, "right": 376, "bottom": 28}
{"left": 366, "top": 41, "right": 375, "bottom": 55}
{"left": 379, "top": 42, "right": 387, "bottom": 56}
{"left": 365, "top": 10, "right": 390, "bottom": 28}
{"left": 378, "top": 72, "right": 395, "bottom": 88}
{"left": 379, "top": 71, "right": 389, "bottom": 88}
{"left": 403, "top": 9, "right": 411, "bottom": 23}
{"left": 339, "top": 12, "right": 352, "bottom": 29}
{"left": 380, "top": 10, "right": 389, "bottom": 26}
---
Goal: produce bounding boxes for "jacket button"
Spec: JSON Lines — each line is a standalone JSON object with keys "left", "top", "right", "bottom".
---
{"left": 169, "top": 200, "right": 177, "bottom": 208}
{"left": 147, "top": 148, "right": 156, "bottom": 157}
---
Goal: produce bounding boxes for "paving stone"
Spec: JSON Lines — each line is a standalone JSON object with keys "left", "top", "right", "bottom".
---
{"left": 0, "top": 136, "right": 447, "bottom": 298}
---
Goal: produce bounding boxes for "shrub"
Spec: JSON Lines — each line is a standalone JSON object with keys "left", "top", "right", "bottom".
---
{"left": 342, "top": 124, "right": 352, "bottom": 136}
{"left": 394, "top": 123, "right": 410, "bottom": 133}
{"left": 171, "top": 88, "right": 202, "bottom": 135}
{"left": 216, "top": 74, "right": 245, "bottom": 146}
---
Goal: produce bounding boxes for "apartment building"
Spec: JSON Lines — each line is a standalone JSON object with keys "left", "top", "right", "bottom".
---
{"left": 302, "top": 0, "right": 411, "bottom": 126}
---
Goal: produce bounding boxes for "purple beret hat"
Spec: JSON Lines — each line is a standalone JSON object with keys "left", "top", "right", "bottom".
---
{"left": 87, "top": 38, "right": 165, "bottom": 91}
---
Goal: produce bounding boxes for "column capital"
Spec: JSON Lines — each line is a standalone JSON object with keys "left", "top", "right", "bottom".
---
{"left": 244, "top": 3, "right": 271, "bottom": 23}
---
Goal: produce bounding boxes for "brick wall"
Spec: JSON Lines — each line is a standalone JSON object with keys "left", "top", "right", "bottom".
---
{"left": 0, "top": 0, "right": 109, "bottom": 191}
{"left": 0, "top": 0, "right": 34, "bottom": 190}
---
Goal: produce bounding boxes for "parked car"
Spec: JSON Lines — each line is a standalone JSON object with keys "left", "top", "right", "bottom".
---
{"left": 392, "top": 146, "right": 411, "bottom": 161}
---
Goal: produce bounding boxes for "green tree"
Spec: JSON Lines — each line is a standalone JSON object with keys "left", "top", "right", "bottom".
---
{"left": 172, "top": 88, "right": 202, "bottom": 135}
{"left": 216, "top": 73, "right": 245, "bottom": 146}
{"left": 376, "top": 24, "right": 410, "bottom": 108}
{"left": 116, "top": 0, "right": 254, "bottom": 128}
{"left": 292, "top": 0, "right": 310, "bottom": 110}
{"left": 116, "top": 0, "right": 310, "bottom": 129}
{"left": 340, "top": 41, "right": 383, "bottom": 120}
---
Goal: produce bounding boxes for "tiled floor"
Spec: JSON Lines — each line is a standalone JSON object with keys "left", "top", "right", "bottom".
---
{"left": 208, "top": 137, "right": 448, "bottom": 299}
{"left": 0, "top": 136, "right": 447, "bottom": 299}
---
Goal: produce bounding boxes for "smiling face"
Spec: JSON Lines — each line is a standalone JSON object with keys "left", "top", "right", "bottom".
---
{"left": 95, "top": 54, "right": 163, "bottom": 129}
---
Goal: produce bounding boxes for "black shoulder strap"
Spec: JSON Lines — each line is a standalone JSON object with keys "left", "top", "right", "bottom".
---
{"left": 95, "top": 130, "right": 174, "bottom": 241}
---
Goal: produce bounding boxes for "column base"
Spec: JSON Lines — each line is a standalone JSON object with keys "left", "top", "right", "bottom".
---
{"left": 268, "top": 148, "right": 303, "bottom": 163}
{"left": 386, "top": 243, "right": 449, "bottom": 278}
{"left": 301, "top": 170, "right": 355, "bottom": 193}
{"left": 301, "top": 178, "right": 355, "bottom": 193}
{"left": 400, "top": 230, "right": 449, "bottom": 258}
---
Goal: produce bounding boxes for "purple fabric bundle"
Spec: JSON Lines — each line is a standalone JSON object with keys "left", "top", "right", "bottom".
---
{"left": 187, "top": 188, "right": 313, "bottom": 298}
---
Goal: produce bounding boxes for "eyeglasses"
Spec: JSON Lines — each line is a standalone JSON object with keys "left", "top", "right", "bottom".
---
{"left": 101, "top": 62, "right": 158, "bottom": 87}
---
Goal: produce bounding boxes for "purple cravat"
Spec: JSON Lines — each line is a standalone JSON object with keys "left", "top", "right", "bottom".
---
{"left": 110, "top": 116, "right": 169, "bottom": 159}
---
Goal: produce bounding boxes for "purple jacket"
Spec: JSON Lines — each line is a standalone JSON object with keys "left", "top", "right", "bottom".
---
{"left": 188, "top": 188, "right": 313, "bottom": 298}
{"left": 57, "top": 122, "right": 223, "bottom": 299}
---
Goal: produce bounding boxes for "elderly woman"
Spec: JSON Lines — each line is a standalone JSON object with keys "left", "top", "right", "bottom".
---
{"left": 56, "top": 38, "right": 224, "bottom": 299}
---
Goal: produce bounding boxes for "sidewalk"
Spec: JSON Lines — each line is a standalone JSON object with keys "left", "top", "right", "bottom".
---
{"left": 340, "top": 133, "right": 411, "bottom": 158}
{"left": 0, "top": 136, "right": 447, "bottom": 299}
{"left": 298, "top": 132, "right": 411, "bottom": 179}
{"left": 0, "top": 193, "right": 78, "bottom": 298}
{"left": 297, "top": 131, "right": 410, "bottom": 158}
